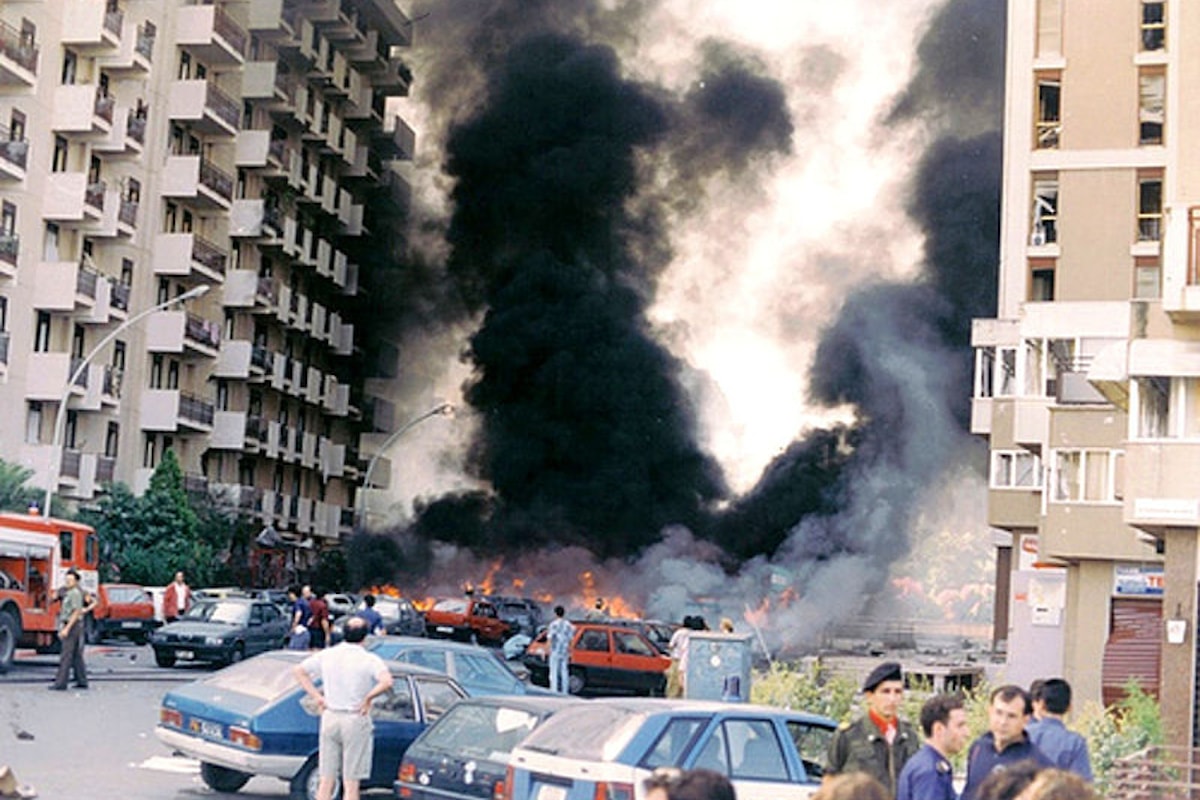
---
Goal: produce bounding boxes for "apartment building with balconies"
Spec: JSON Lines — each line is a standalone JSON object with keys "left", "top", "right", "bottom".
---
{"left": 973, "top": 0, "right": 1200, "bottom": 745}
{"left": 0, "top": 0, "right": 414, "bottom": 584}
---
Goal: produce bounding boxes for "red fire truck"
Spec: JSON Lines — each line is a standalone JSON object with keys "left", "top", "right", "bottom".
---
{"left": 0, "top": 511, "right": 99, "bottom": 671}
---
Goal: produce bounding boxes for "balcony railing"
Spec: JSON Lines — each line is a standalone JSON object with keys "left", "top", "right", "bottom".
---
{"left": 135, "top": 23, "right": 155, "bottom": 61}
{"left": 119, "top": 198, "right": 138, "bottom": 227}
{"left": 95, "top": 455, "right": 115, "bottom": 484}
{"left": 76, "top": 264, "right": 99, "bottom": 299}
{"left": 179, "top": 392, "right": 215, "bottom": 426}
{"left": 213, "top": 5, "right": 247, "bottom": 57}
{"left": 199, "top": 157, "right": 234, "bottom": 202}
{"left": 245, "top": 414, "right": 264, "bottom": 442}
{"left": 94, "top": 90, "right": 115, "bottom": 124}
{"left": 268, "top": 137, "right": 288, "bottom": 165}
{"left": 69, "top": 357, "right": 89, "bottom": 388}
{"left": 60, "top": 449, "right": 82, "bottom": 479}
{"left": 192, "top": 234, "right": 228, "bottom": 275}
{"left": 0, "top": 331, "right": 9, "bottom": 366}
{"left": 0, "top": 234, "right": 17, "bottom": 266}
{"left": 85, "top": 180, "right": 106, "bottom": 212}
{"left": 0, "top": 125, "right": 29, "bottom": 171}
{"left": 102, "top": 365, "right": 121, "bottom": 398}
{"left": 251, "top": 344, "right": 272, "bottom": 371}
{"left": 205, "top": 81, "right": 240, "bottom": 130}
{"left": 103, "top": 8, "right": 124, "bottom": 37}
{"left": 184, "top": 312, "right": 221, "bottom": 349}
{"left": 0, "top": 20, "right": 39, "bottom": 74}
{"left": 110, "top": 281, "right": 131, "bottom": 311}
{"left": 256, "top": 277, "right": 278, "bottom": 305}
{"left": 183, "top": 472, "right": 209, "bottom": 497}
{"left": 127, "top": 114, "right": 147, "bottom": 144}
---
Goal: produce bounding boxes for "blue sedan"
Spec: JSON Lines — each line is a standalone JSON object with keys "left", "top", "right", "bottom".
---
{"left": 155, "top": 650, "right": 467, "bottom": 800}
{"left": 368, "top": 636, "right": 549, "bottom": 696}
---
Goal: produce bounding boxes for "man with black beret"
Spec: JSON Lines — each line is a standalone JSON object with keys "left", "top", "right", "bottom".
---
{"left": 824, "top": 661, "right": 920, "bottom": 797}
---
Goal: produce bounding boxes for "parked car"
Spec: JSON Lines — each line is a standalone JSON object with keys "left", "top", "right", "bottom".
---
{"left": 602, "top": 618, "right": 679, "bottom": 655}
{"left": 523, "top": 621, "right": 670, "bottom": 695}
{"left": 424, "top": 597, "right": 512, "bottom": 645}
{"left": 86, "top": 583, "right": 158, "bottom": 644}
{"left": 156, "top": 650, "right": 467, "bottom": 800}
{"left": 485, "top": 595, "right": 546, "bottom": 637}
{"left": 507, "top": 699, "right": 836, "bottom": 800}
{"left": 332, "top": 595, "right": 425, "bottom": 642}
{"left": 148, "top": 597, "right": 290, "bottom": 668}
{"left": 246, "top": 587, "right": 291, "bottom": 614}
{"left": 396, "top": 695, "right": 582, "bottom": 800}
{"left": 144, "top": 585, "right": 167, "bottom": 623}
{"left": 194, "top": 586, "right": 251, "bottom": 601}
{"left": 368, "top": 636, "right": 547, "bottom": 697}
{"left": 323, "top": 592, "right": 358, "bottom": 618}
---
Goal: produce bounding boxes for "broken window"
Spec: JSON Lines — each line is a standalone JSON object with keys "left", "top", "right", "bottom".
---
{"left": 1036, "top": 75, "right": 1061, "bottom": 149}
{"left": 1137, "top": 174, "right": 1163, "bottom": 241}
{"left": 1141, "top": 0, "right": 1165, "bottom": 51}
{"left": 1031, "top": 176, "right": 1058, "bottom": 245}
{"left": 1139, "top": 69, "right": 1164, "bottom": 145}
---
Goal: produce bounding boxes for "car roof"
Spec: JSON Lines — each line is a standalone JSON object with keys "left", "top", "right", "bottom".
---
{"left": 369, "top": 634, "right": 500, "bottom": 655}
{"left": 257, "top": 649, "right": 458, "bottom": 679}
{"left": 192, "top": 596, "right": 262, "bottom": 605}
{"left": 540, "top": 697, "right": 835, "bottom": 725}
{"left": 442, "top": 694, "right": 584, "bottom": 713}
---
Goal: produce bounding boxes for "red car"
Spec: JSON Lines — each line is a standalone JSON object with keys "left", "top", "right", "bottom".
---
{"left": 523, "top": 621, "right": 670, "bottom": 695}
{"left": 423, "top": 597, "right": 512, "bottom": 645}
{"left": 87, "top": 583, "right": 158, "bottom": 644}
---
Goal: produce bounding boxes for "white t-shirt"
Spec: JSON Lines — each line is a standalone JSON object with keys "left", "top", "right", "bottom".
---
{"left": 299, "top": 643, "right": 389, "bottom": 712}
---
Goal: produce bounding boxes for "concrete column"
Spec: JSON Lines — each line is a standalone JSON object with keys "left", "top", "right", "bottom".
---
{"left": 1161, "top": 529, "right": 1198, "bottom": 748}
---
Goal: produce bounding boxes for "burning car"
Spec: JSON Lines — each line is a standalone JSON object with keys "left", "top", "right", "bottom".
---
{"left": 523, "top": 621, "right": 669, "bottom": 695}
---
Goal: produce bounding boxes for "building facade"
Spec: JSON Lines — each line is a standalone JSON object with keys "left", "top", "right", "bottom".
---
{"left": 972, "top": 0, "right": 1200, "bottom": 744}
{"left": 0, "top": 0, "right": 412, "bottom": 584}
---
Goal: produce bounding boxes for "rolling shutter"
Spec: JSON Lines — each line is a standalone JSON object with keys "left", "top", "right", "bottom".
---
{"left": 1101, "top": 598, "right": 1161, "bottom": 707}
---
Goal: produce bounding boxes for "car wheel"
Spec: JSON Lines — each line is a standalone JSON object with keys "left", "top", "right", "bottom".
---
{"left": 227, "top": 643, "right": 245, "bottom": 665}
{"left": 200, "top": 761, "right": 251, "bottom": 793}
{"left": 0, "top": 610, "right": 18, "bottom": 673}
{"left": 154, "top": 648, "right": 176, "bottom": 668}
{"left": 132, "top": 633, "right": 148, "bottom": 646}
{"left": 568, "top": 667, "right": 586, "bottom": 695}
{"left": 290, "top": 757, "right": 342, "bottom": 800}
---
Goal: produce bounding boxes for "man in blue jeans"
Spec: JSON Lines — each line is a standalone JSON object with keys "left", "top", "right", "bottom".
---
{"left": 546, "top": 605, "right": 575, "bottom": 694}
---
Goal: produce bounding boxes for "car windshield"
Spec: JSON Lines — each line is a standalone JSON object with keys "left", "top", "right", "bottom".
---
{"left": 434, "top": 599, "right": 467, "bottom": 614}
{"left": 184, "top": 601, "right": 249, "bottom": 625}
{"left": 417, "top": 702, "right": 543, "bottom": 758}
{"left": 202, "top": 655, "right": 300, "bottom": 701}
{"left": 373, "top": 599, "right": 402, "bottom": 622}
{"left": 105, "top": 586, "right": 149, "bottom": 604}
{"left": 519, "top": 705, "right": 647, "bottom": 759}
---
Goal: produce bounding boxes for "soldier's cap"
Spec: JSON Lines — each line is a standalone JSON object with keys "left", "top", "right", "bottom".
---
{"left": 862, "top": 662, "right": 903, "bottom": 692}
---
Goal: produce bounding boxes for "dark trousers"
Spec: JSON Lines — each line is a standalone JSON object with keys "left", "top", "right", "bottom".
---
{"left": 52, "top": 622, "right": 87, "bottom": 688}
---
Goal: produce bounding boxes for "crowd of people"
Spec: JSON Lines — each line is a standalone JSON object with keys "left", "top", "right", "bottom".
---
{"left": 819, "top": 662, "right": 1097, "bottom": 800}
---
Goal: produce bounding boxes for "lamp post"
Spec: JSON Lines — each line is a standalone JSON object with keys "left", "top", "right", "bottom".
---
{"left": 42, "top": 284, "right": 211, "bottom": 516}
{"left": 357, "top": 401, "right": 454, "bottom": 530}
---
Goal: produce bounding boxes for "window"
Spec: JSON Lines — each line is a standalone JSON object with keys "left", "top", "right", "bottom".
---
{"left": 1142, "top": 1, "right": 1165, "bottom": 50}
{"left": 71, "top": 324, "right": 84, "bottom": 358}
{"left": 33, "top": 311, "right": 51, "bottom": 352}
{"left": 613, "top": 631, "right": 656, "bottom": 656}
{"left": 25, "top": 402, "right": 42, "bottom": 445}
{"left": 143, "top": 435, "right": 156, "bottom": 468}
{"left": 1030, "top": 262, "right": 1055, "bottom": 301}
{"left": 59, "top": 531, "right": 74, "bottom": 562}
{"left": 992, "top": 451, "right": 1042, "bottom": 489}
{"left": 150, "top": 354, "right": 164, "bottom": 388}
{"left": 1139, "top": 69, "right": 1165, "bottom": 145}
{"left": 414, "top": 679, "right": 462, "bottom": 721}
{"left": 1136, "top": 376, "right": 1169, "bottom": 438}
{"left": 642, "top": 718, "right": 706, "bottom": 768}
{"left": 105, "top": 422, "right": 119, "bottom": 458}
{"left": 786, "top": 721, "right": 833, "bottom": 781}
{"left": 61, "top": 49, "right": 77, "bottom": 85}
{"left": 1053, "top": 449, "right": 1121, "bottom": 503}
{"left": 52, "top": 136, "right": 68, "bottom": 172}
{"left": 65, "top": 410, "right": 78, "bottom": 449}
{"left": 1138, "top": 174, "right": 1163, "bottom": 241}
{"left": 1185, "top": 379, "right": 1200, "bottom": 438}
{"left": 998, "top": 347, "right": 1017, "bottom": 396}
{"left": 1035, "top": 75, "right": 1061, "bottom": 149}
{"left": 1, "top": 202, "right": 14, "bottom": 238}
{"left": 727, "top": 720, "right": 788, "bottom": 781}
{"left": 1031, "top": 176, "right": 1058, "bottom": 245}
{"left": 1135, "top": 255, "right": 1161, "bottom": 299}
{"left": 578, "top": 629, "right": 609, "bottom": 652}
{"left": 9, "top": 109, "right": 25, "bottom": 141}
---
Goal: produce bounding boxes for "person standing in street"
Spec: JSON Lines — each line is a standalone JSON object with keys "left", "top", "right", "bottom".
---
{"left": 162, "top": 570, "right": 192, "bottom": 623}
{"left": 50, "top": 568, "right": 95, "bottom": 691}
{"left": 293, "top": 616, "right": 393, "bottom": 800}
{"left": 290, "top": 585, "right": 312, "bottom": 631}
{"left": 961, "top": 686, "right": 1052, "bottom": 800}
{"left": 356, "top": 594, "right": 384, "bottom": 636}
{"left": 1026, "top": 679, "right": 1092, "bottom": 781}
{"left": 306, "top": 586, "right": 330, "bottom": 649}
{"left": 825, "top": 661, "right": 920, "bottom": 796}
{"left": 896, "top": 693, "right": 971, "bottom": 800}
{"left": 546, "top": 605, "right": 575, "bottom": 694}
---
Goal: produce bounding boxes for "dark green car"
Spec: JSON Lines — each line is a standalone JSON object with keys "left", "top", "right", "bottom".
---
{"left": 149, "top": 597, "right": 290, "bottom": 667}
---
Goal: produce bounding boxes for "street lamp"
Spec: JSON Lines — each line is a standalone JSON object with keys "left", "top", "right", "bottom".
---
{"left": 41, "top": 284, "right": 212, "bottom": 516}
{"left": 357, "top": 401, "right": 454, "bottom": 529}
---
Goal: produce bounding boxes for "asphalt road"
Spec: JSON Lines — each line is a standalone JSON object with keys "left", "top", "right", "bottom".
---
{"left": 0, "top": 641, "right": 396, "bottom": 799}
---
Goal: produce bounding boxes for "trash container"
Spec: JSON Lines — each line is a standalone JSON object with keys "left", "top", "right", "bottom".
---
{"left": 684, "top": 632, "right": 752, "bottom": 701}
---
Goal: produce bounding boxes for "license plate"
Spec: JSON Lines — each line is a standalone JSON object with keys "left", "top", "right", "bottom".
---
{"left": 536, "top": 785, "right": 566, "bottom": 800}
{"left": 177, "top": 650, "right": 194, "bottom": 660}
{"left": 199, "top": 720, "right": 222, "bottom": 738}
{"left": 121, "top": 621, "right": 142, "bottom": 629}
{"left": 436, "top": 626, "right": 454, "bottom": 634}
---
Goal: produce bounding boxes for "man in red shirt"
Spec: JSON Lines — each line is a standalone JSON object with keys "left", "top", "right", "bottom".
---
{"left": 305, "top": 585, "right": 331, "bottom": 649}
{"left": 162, "top": 571, "right": 192, "bottom": 623}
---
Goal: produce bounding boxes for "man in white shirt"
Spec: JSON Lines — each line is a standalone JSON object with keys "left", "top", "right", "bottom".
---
{"left": 294, "top": 617, "right": 393, "bottom": 800}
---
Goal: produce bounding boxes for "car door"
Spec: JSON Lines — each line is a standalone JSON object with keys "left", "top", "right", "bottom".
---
{"left": 572, "top": 627, "right": 614, "bottom": 688}
{"left": 369, "top": 674, "right": 425, "bottom": 787}
{"left": 454, "top": 650, "right": 525, "bottom": 695}
{"left": 245, "top": 603, "right": 270, "bottom": 655}
{"left": 610, "top": 630, "right": 666, "bottom": 693}
{"left": 690, "top": 718, "right": 810, "bottom": 800}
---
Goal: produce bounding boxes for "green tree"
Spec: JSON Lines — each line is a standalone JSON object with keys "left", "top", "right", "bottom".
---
{"left": 0, "top": 459, "right": 39, "bottom": 513}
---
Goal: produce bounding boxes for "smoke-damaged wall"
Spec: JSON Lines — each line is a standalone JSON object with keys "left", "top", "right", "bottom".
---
{"left": 351, "top": 0, "right": 1007, "bottom": 644}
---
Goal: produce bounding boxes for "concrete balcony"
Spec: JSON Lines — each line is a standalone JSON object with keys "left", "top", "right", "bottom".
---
{"left": 214, "top": 338, "right": 273, "bottom": 381}
{"left": 97, "top": 20, "right": 153, "bottom": 74}
{"left": 222, "top": 270, "right": 278, "bottom": 313}
{"left": 0, "top": 129, "right": 28, "bottom": 181}
{"left": 49, "top": 84, "right": 112, "bottom": 137}
{"left": 332, "top": 320, "right": 354, "bottom": 356}
{"left": 242, "top": 60, "right": 294, "bottom": 105}
{"left": 294, "top": 496, "right": 314, "bottom": 534}
{"left": 310, "top": 302, "right": 328, "bottom": 342}
{"left": 305, "top": 366, "right": 324, "bottom": 405}
{"left": 269, "top": 352, "right": 290, "bottom": 393}
{"left": 338, "top": 197, "right": 364, "bottom": 236}
{"left": 92, "top": 106, "right": 146, "bottom": 158}
{"left": 376, "top": 115, "right": 416, "bottom": 160}
{"left": 24, "top": 352, "right": 84, "bottom": 401}
{"left": 145, "top": 310, "right": 221, "bottom": 358}
{"left": 60, "top": 0, "right": 123, "bottom": 53}
{"left": 230, "top": 199, "right": 283, "bottom": 239}
{"left": 138, "top": 389, "right": 215, "bottom": 433}
{"left": 167, "top": 79, "right": 239, "bottom": 137}
{"left": 153, "top": 232, "right": 228, "bottom": 283}
{"left": 301, "top": 431, "right": 319, "bottom": 469}
{"left": 32, "top": 260, "right": 101, "bottom": 312}
{"left": 1043, "top": 501, "right": 1151, "bottom": 561}
{"left": 175, "top": 4, "right": 246, "bottom": 65}
{"left": 42, "top": 173, "right": 106, "bottom": 224}
{"left": 76, "top": 277, "right": 118, "bottom": 326}
{"left": 323, "top": 381, "right": 349, "bottom": 417}
{"left": 162, "top": 155, "right": 234, "bottom": 210}
{"left": 0, "top": 21, "right": 39, "bottom": 87}
{"left": 319, "top": 438, "right": 346, "bottom": 479}
{"left": 246, "top": 0, "right": 295, "bottom": 39}
{"left": 210, "top": 483, "right": 264, "bottom": 515}
{"left": 1125, "top": 440, "right": 1200, "bottom": 535}
{"left": 211, "top": 410, "right": 252, "bottom": 450}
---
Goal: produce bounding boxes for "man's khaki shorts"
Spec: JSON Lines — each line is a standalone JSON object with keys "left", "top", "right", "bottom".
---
{"left": 318, "top": 710, "right": 374, "bottom": 780}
